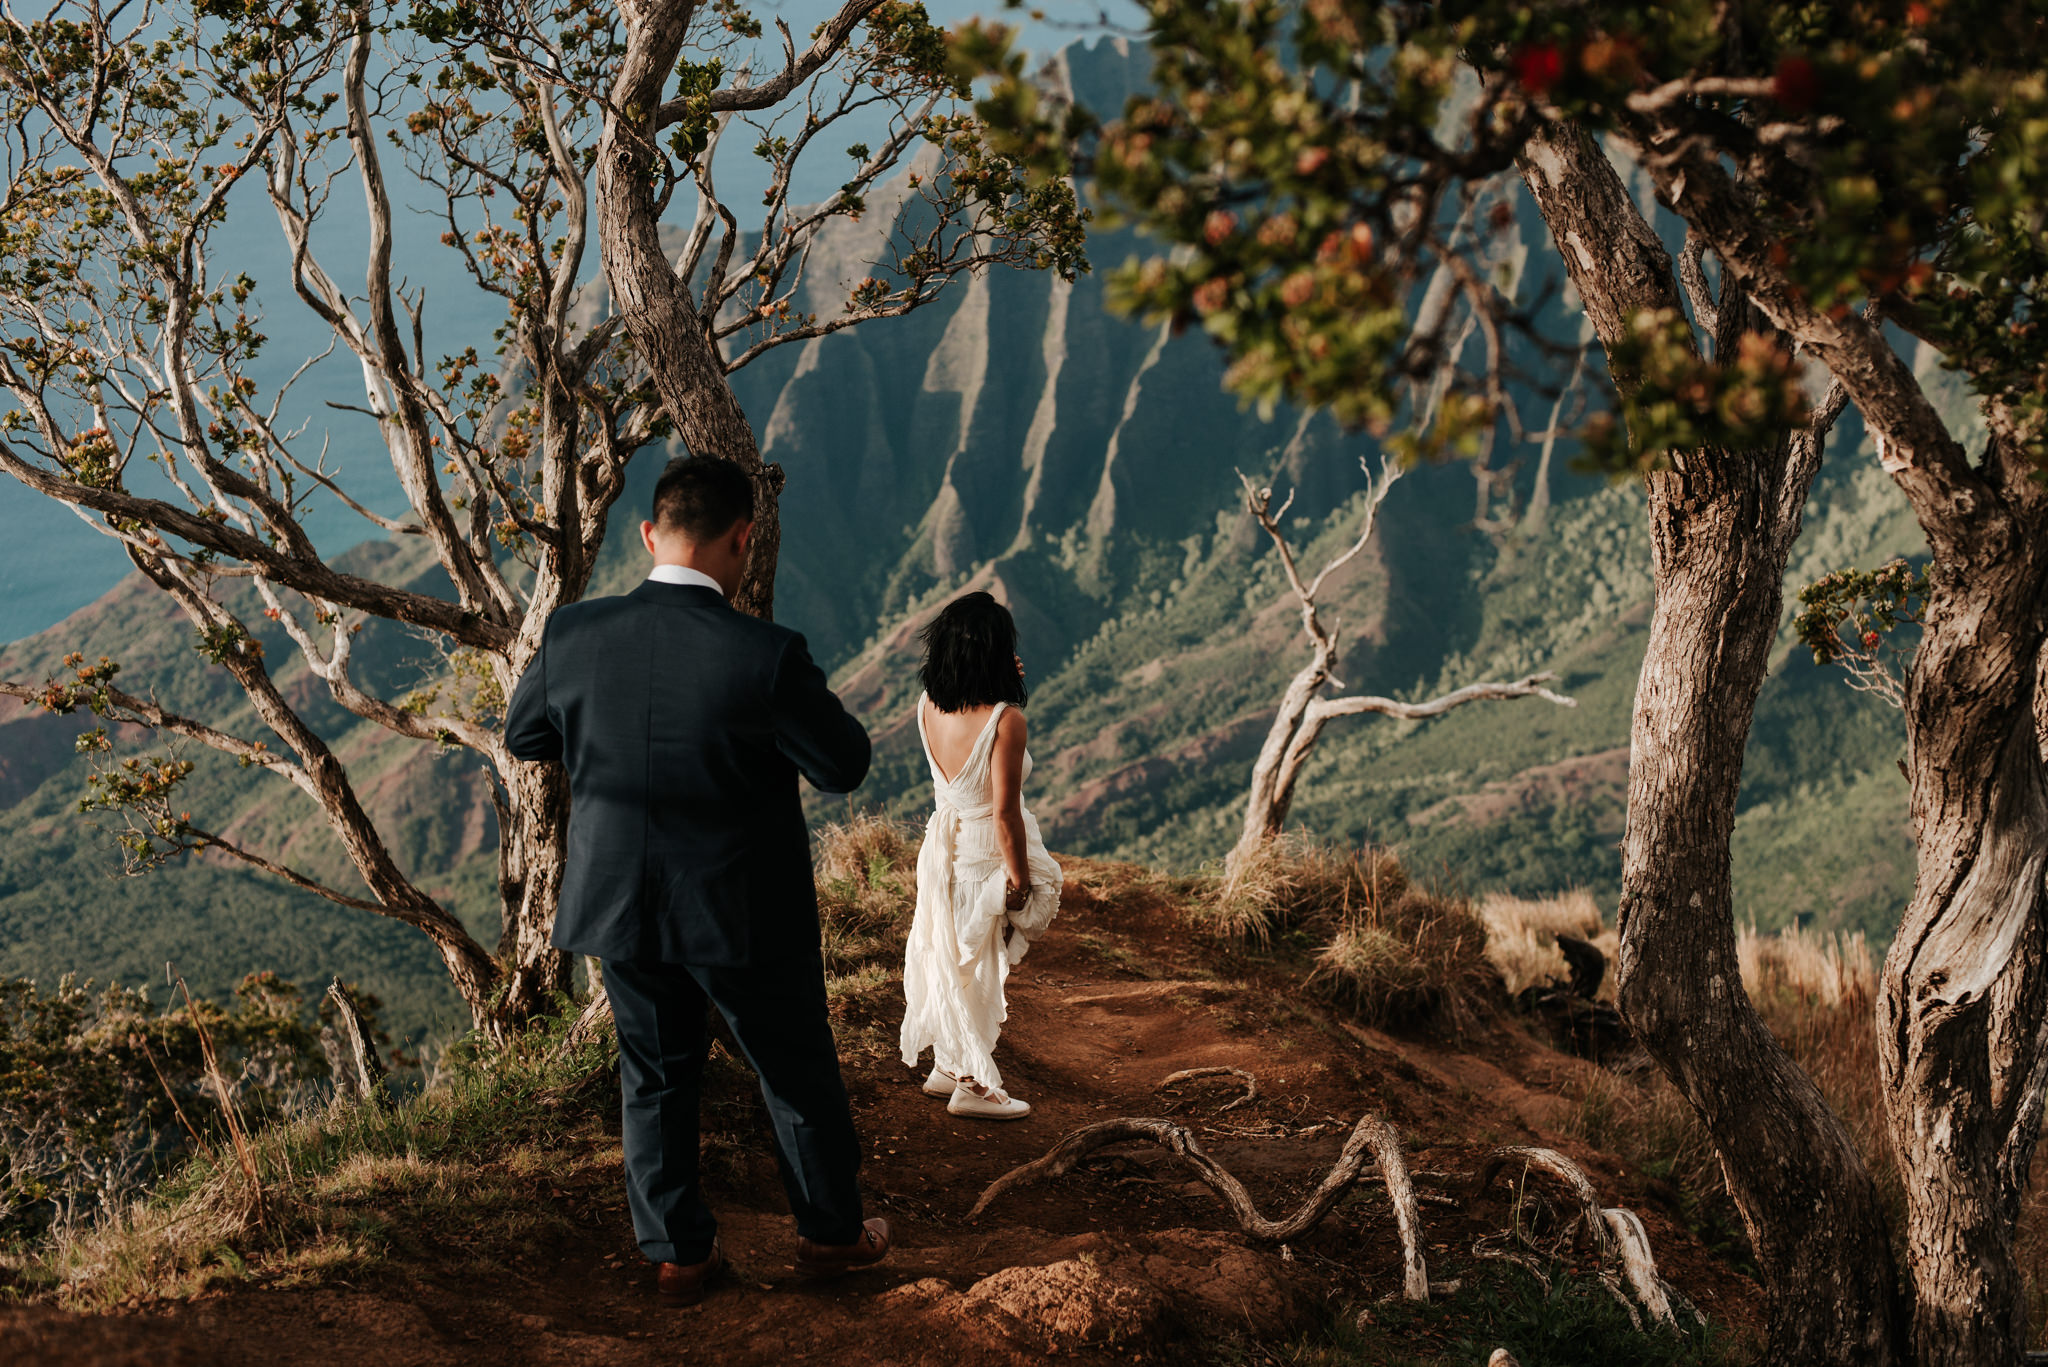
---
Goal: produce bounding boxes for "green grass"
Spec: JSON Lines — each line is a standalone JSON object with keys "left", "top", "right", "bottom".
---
{"left": 1219, "top": 1266, "right": 1747, "bottom": 1367}
{"left": 2, "top": 1001, "right": 616, "bottom": 1308}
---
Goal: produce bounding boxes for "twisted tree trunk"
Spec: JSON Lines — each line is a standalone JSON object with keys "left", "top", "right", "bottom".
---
{"left": 494, "top": 761, "right": 574, "bottom": 1016}
{"left": 595, "top": 0, "right": 784, "bottom": 619}
{"left": 1614, "top": 116, "right": 2048, "bottom": 1365}
{"left": 1881, "top": 473, "right": 2048, "bottom": 1366}
{"left": 1615, "top": 436, "right": 1902, "bottom": 1365}
{"left": 1517, "top": 121, "right": 1905, "bottom": 1364}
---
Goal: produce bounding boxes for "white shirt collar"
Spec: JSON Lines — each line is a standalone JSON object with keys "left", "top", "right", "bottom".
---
{"left": 646, "top": 564, "right": 726, "bottom": 595}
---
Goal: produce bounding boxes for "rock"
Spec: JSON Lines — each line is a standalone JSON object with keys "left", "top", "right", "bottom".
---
{"left": 1130, "top": 1229, "right": 1307, "bottom": 1335}
{"left": 1488, "top": 1350, "right": 1524, "bottom": 1367}
{"left": 955, "top": 1256, "right": 1168, "bottom": 1353}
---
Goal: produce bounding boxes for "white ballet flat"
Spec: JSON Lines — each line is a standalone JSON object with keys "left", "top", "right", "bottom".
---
{"left": 947, "top": 1082, "right": 1032, "bottom": 1121}
{"left": 922, "top": 1066, "right": 959, "bottom": 1098}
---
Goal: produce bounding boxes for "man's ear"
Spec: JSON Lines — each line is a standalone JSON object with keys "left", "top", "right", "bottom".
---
{"left": 640, "top": 520, "right": 658, "bottom": 555}
{"left": 734, "top": 519, "right": 755, "bottom": 557}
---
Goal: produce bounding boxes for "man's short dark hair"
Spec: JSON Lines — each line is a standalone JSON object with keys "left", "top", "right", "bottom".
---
{"left": 652, "top": 456, "right": 755, "bottom": 542}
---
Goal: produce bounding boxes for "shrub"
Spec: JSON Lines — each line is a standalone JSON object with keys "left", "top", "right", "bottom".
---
{"left": 5, "top": 1000, "right": 606, "bottom": 1307}
{"left": 0, "top": 972, "right": 326, "bottom": 1245}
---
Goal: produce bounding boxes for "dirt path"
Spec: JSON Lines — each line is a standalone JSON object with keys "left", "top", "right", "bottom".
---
{"left": 11, "top": 861, "right": 1760, "bottom": 1365}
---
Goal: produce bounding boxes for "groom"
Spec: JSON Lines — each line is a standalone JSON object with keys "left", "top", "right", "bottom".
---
{"left": 505, "top": 454, "right": 888, "bottom": 1303}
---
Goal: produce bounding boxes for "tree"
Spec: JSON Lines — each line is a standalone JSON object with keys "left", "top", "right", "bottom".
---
{"left": 1226, "top": 456, "right": 1574, "bottom": 879}
{"left": 963, "top": 2, "right": 2048, "bottom": 1362}
{"left": 587, "top": 0, "right": 1087, "bottom": 618}
{"left": 0, "top": 0, "right": 1080, "bottom": 1033}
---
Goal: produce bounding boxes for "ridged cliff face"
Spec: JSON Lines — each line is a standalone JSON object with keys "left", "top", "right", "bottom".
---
{"left": 0, "top": 38, "right": 1929, "bottom": 1038}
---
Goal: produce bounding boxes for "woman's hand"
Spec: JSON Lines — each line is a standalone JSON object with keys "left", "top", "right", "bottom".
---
{"left": 1004, "top": 879, "right": 1030, "bottom": 913}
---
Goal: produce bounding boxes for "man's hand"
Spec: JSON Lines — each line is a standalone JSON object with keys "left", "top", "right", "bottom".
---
{"left": 1004, "top": 879, "right": 1030, "bottom": 913}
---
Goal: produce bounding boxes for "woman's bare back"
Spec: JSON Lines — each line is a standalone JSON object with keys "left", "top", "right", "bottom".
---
{"left": 920, "top": 698, "right": 1005, "bottom": 785}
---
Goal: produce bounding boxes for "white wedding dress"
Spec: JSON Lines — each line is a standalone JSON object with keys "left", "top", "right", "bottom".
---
{"left": 898, "top": 697, "right": 1062, "bottom": 1090}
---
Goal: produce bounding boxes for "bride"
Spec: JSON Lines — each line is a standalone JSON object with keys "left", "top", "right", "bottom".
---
{"left": 899, "top": 591, "right": 1062, "bottom": 1120}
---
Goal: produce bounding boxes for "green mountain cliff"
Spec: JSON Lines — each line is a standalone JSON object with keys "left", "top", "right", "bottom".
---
{"left": 0, "top": 38, "right": 1928, "bottom": 1044}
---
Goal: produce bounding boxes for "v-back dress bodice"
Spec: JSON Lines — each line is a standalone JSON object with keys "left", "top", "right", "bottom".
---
{"left": 898, "top": 697, "right": 1062, "bottom": 1089}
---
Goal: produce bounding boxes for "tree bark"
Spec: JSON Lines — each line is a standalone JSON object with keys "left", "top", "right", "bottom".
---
{"left": 1230, "top": 641, "right": 1339, "bottom": 871}
{"left": 1880, "top": 444, "right": 2048, "bottom": 1367}
{"left": 1517, "top": 121, "right": 1905, "bottom": 1364}
{"left": 1617, "top": 440, "right": 1903, "bottom": 1365}
{"left": 1604, "top": 116, "right": 2048, "bottom": 1366}
{"left": 595, "top": 0, "right": 785, "bottom": 618}
{"left": 493, "top": 759, "right": 574, "bottom": 1017}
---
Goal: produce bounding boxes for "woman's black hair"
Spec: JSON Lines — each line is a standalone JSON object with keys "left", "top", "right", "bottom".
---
{"left": 918, "top": 591, "right": 1028, "bottom": 712}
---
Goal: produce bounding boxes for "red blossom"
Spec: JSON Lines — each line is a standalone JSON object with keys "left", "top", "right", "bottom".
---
{"left": 1512, "top": 43, "right": 1565, "bottom": 96}
{"left": 1862, "top": 630, "right": 1882, "bottom": 648}
{"left": 1772, "top": 56, "right": 1820, "bottom": 112}
{"left": 1202, "top": 210, "right": 1239, "bottom": 246}
{"left": 1192, "top": 277, "right": 1232, "bottom": 314}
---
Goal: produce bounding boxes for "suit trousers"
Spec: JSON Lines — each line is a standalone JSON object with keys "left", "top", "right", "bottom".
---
{"left": 602, "top": 954, "right": 865, "bottom": 1263}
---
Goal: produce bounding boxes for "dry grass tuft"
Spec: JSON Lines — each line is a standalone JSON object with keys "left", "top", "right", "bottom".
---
{"left": 1310, "top": 886, "right": 1493, "bottom": 1031}
{"left": 1554, "top": 1061, "right": 1723, "bottom": 1198}
{"left": 814, "top": 810, "right": 920, "bottom": 887}
{"left": 1208, "top": 835, "right": 1487, "bottom": 1030}
{"left": 812, "top": 812, "right": 920, "bottom": 982}
{"left": 1202, "top": 831, "right": 1407, "bottom": 945}
{"left": 1479, "top": 889, "right": 1618, "bottom": 1000}
{"left": 1738, "top": 921, "right": 1875, "bottom": 1009}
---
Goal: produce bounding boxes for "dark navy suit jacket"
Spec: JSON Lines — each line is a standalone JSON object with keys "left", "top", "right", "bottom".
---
{"left": 503, "top": 580, "right": 870, "bottom": 966}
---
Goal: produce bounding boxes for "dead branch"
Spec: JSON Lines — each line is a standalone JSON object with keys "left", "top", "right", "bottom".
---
{"left": 324, "top": 977, "right": 389, "bottom": 1106}
{"left": 1305, "top": 673, "right": 1576, "bottom": 726}
{"left": 1226, "top": 454, "right": 1576, "bottom": 874}
{"left": 1156, "top": 1066, "right": 1260, "bottom": 1114}
{"left": 1469, "top": 1145, "right": 1681, "bottom": 1328}
{"left": 969, "top": 1108, "right": 1431, "bottom": 1301}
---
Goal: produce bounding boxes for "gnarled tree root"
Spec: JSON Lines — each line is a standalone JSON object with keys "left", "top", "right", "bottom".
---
{"left": 561, "top": 987, "right": 615, "bottom": 1053}
{"left": 1155, "top": 1065, "right": 1260, "bottom": 1113}
{"left": 969, "top": 1109, "right": 1431, "bottom": 1301}
{"left": 1470, "top": 1145, "right": 1695, "bottom": 1328}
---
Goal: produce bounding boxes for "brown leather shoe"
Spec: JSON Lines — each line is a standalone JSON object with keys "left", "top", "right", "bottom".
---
{"left": 655, "top": 1240, "right": 725, "bottom": 1304}
{"left": 793, "top": 1218, "right": 892, "bottom": 1278}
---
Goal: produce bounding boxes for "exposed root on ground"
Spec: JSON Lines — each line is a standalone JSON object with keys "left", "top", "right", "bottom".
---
{"left": 1470, "top": 1144, "right": 1697, "bottom": 1329}
{"left": 969, "top": 1083, "right": 1430, "bottom": 1301}
{"left": 1155, "top": 1066, "right": 1260, "bottom": 1113}
{"left": 562, "top": 989, "right": 615, "bottom": 1053}
{"left": 971, "top": 1072, "right": 1706, "bottom": 1331}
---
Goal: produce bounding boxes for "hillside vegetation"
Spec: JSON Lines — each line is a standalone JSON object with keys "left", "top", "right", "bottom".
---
{"left": 0, "top": 38, "right": 1929, "bottom": 1046}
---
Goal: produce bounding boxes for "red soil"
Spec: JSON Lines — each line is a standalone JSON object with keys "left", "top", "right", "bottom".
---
{"left": 5, "top": 859, "right": 1761, "bottom": 1365}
